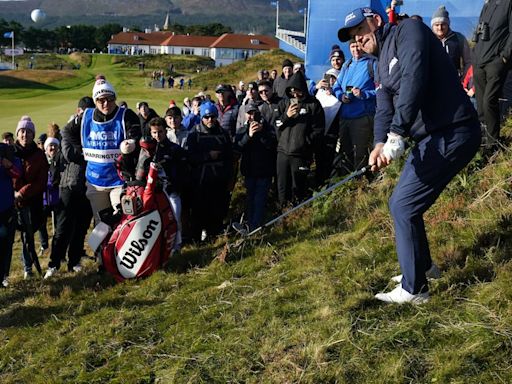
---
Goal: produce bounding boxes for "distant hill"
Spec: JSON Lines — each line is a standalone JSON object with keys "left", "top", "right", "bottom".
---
{"left": 0, "top": 0, "right": 307, "bottom": 34}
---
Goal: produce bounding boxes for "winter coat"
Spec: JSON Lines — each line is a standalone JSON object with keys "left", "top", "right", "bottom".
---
{"left": 275, "top": 72, "right": 325, "bottom": 158}
{"left": 43, "top": 152, "right": 62, "bottom": 207}
{"left": 373, "top": 19, "right": 478, "bottom": 145}
{"left": 0, "top": 143, "right": 21, "bottom": 213}
{"left": 186, "top": 122, "right": 234, "bottom": 187}
{"left": 216, "top": 100, "right": 239, "bottom": 137}
{"left": 136, "top": 138, "right": 188, "bottom": 194}
{"left": 272, "top": 74, "right": 292, "bottom": 99}
{"left": 258, "top": 95, "right": 281, "bottom": 130}
{"left": 13, "top": 141, "right": 48, "bottom": 209}
{"left": 474, "top": 0, "right": 512, "bottom": 66}
{"left": 60, "top": 114, "right": 87, "bottom": 192}
{"left": 234, "top": 120, "right": 277, "bottom": 178}
{"left": 333, "top": 55, "right": 377, "bottom": 119}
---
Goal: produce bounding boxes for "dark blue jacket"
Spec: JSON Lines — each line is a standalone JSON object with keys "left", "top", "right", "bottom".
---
{"left": 374, "top": 19, "right": 478, "bottom": 145}
{"left": 0, "top": 144, "right": 21, "bottom": 213}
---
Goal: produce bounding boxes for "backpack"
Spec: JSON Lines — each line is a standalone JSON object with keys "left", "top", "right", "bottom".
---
{"left": 344, "top": 56, "right": 376, "bottom": 80}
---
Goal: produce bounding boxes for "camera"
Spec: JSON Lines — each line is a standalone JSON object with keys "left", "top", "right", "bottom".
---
{"left": 472, "top": 22, "right": 490, "bottom": 43}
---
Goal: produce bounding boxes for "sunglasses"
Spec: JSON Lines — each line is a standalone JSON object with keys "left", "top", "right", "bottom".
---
{"left": 259, "top": 89, "right": 270, "bottom": 94}
{"left": 203, "top": 115, "right": 216, "bottom": 120}
{"left": 96, "top": 96, "right": 115, "bottom": 104}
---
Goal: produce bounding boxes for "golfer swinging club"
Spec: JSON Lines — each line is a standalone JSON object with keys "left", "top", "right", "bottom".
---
{"left": 338, "top": 8, "right": 480, "bottom": 303}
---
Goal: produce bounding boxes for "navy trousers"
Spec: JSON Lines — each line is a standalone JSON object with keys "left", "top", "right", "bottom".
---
{"left": 389, "top": 122, "right": 480, "bottom": 294}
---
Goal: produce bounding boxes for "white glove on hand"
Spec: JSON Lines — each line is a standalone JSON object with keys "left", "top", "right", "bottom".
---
{"left": 120, "top": 139, "right": 136, "bottom": 154}
{"left": 382, "top": 132, "right": 405, "bottom": 161}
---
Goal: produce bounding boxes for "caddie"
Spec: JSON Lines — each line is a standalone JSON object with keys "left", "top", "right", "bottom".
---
{"left": 61, "top": 76, "right": 141, "bottom": 223}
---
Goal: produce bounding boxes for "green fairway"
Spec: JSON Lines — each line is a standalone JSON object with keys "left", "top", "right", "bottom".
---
{"left": 0, "top": 53, "right": 200, "bottom": 134}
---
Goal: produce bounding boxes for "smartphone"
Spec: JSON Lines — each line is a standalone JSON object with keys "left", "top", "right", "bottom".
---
{"left": 345, "top": 85, "right": 353, "bottom": 93}
{"left": 323, "top": 74, "right": 332, "bottom": 82}
{"left": 290, "top": 97, "right": 299, "bottom": 106}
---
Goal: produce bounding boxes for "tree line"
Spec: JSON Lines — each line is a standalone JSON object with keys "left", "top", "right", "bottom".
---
{"left": 0, "top": 19, "right": 232, "bottom": 51}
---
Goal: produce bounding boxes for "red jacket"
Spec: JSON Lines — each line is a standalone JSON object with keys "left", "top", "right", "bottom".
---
{"left": 13, "top": 141, "right": 49, "bottom": 208}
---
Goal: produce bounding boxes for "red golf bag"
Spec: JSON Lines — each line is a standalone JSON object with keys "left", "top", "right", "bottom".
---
{"left": 95, "top": 162, "right": 177, "bottom": 282}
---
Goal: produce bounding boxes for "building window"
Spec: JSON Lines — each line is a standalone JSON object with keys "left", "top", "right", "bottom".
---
{"left": 217, "top": 48, "right": 233, "bottom": 59}
{"left": 181, "top": 48, "right": 193, "bottom": 55}
{"left": 202, "top": 48, "right": 210, "bottom": 56}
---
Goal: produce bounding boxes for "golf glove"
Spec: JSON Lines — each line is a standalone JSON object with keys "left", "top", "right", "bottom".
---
{"left": 382, "top": 132, "right": 405, "bottom": 161}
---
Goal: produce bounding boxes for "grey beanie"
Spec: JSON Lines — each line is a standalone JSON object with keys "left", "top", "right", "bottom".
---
{"left": 431, "top": 6, "right": 450, "bottom": 27}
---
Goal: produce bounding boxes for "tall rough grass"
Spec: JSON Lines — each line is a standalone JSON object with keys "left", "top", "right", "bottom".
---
{"left": 1, "top": 58, "right": 512, "bottom": 384}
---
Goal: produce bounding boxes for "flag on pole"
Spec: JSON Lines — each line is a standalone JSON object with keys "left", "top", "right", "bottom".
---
{"left": 3, "top": 31, "right": 14, "bottom": 39}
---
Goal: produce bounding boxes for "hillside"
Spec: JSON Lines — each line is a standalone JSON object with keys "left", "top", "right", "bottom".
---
{"left": 0, "top": 0, "right": 306, "bottom": 33}
{"left": 1, "top": 52, "right": 512, "bottom": 383}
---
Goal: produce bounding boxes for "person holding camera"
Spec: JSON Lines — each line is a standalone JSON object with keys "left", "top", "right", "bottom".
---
{"left": 234, "top": 102, "right": 277, "bottom": 232}
{"left": 275, "top": 71, "right": 324, "bottom": 206}
{"left": 332, "top": 39, "right": 377, "bottom": 176}
{"left": 473, "top": 0, "right": 512, "bottom": 153}
{"left": 338, "top": 7, "right": 480, "bottom": 304}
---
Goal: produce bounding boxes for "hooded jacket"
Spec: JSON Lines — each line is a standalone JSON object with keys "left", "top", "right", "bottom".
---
{"left": 373, "top": 19, "right": 478, "bottom": 145}
{"left": 275, "top": 72, "right": 325, "bottom": 157}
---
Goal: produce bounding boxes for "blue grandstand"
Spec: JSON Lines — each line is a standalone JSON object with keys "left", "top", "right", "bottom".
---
{"left": 275, "top": 0, "right": 484, "bottom": 82}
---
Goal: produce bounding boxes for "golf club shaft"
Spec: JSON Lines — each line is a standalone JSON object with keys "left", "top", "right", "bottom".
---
{"left": 247, "top": 167, "right": 367, "bottom": 237}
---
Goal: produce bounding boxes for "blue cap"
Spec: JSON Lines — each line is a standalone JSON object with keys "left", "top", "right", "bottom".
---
{"left": 338, "top": 7, "right": 380, "bottom": 42}
{"left": 200, "top": 101, "right": 218, "bottom": 119}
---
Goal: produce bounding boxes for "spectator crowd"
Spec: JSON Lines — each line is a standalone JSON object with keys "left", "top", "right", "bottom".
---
{"left": 1, "top": 1, "right": 511, "bottom": 304}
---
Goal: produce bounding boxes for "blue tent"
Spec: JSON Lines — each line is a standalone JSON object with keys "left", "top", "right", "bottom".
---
{"left": 302, "top": 0, "right": 484, "bottom": 83}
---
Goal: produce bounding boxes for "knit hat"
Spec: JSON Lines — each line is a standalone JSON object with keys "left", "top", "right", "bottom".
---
{"left": 431, "top": 6, "right": 450, "bottom": 27}
{"left": 37, "top": 133, "right": 47, "bottom": 144}
{"left": 329, "top": 44, "right": 345, "bottom": 61}
{"left": 44, "top": 137, "right": 60, "bottom": 151}
{"left": 92, "top": 78, "right": 116, "bottom": 102}
{"left": 282, "top": 59, "right": 293, "bottom": 69}
{"left": 200, "top": 101, "right": 218, "bottom": 119}
{"left": 16, "top": 115, "right": 36, "bottom": 136}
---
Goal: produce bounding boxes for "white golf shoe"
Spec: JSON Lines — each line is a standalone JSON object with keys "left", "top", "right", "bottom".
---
{"left": 375, "top": 284, "right": 430, "bottom": 304}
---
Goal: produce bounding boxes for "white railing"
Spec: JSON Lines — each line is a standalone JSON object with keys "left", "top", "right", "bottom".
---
{"left": 277, "top": 28, "right": 305, "bottom": 37}
{"left": 276, "top": 28, "right": 306, "bottom": 52}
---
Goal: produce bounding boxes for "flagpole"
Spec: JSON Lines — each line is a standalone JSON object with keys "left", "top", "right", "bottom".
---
{"left": 11, "top": 31, "right": 15, "bottom": 69}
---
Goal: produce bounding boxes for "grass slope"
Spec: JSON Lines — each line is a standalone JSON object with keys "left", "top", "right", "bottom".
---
{"left": 1, "top": 53, "right": 511, "bottom": 383}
